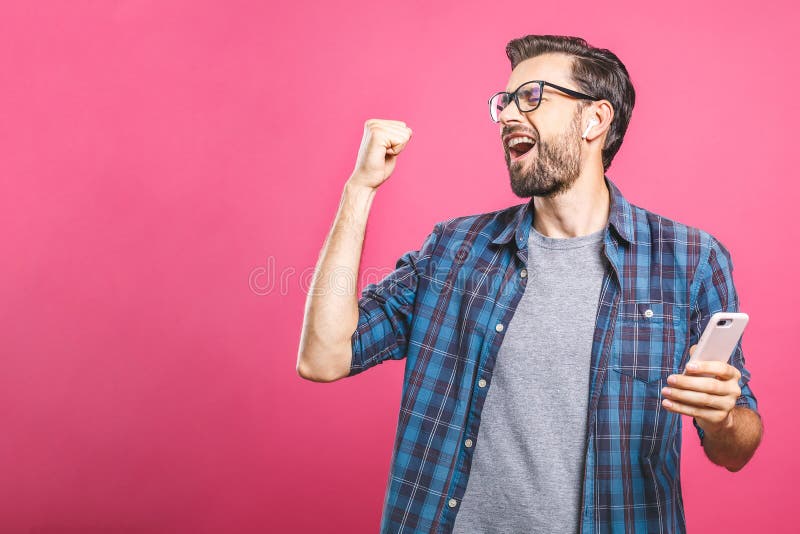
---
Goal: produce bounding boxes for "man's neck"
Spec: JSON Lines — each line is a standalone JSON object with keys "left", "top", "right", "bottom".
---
{"left": 531, "top": 172, "right": 610, "bottom": 239}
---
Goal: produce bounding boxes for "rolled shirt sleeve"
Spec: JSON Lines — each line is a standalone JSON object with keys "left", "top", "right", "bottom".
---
{"left": 347, "top": 223, "right": 442, "bottom": 377}
{"left": 689, "top": 234, "right": 759, "bottom": 444}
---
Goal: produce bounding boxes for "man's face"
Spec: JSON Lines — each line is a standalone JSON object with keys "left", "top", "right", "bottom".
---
{"left": 499, "top": 53, "right": 587, "bottom": 198}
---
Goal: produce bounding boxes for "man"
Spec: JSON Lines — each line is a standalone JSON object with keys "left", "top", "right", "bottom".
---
{"left": 296, "top": 34, "right": 762, "bottom": 533}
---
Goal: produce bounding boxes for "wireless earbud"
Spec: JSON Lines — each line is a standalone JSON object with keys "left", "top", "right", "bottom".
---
{"left": 581, "top": 119, "right": 599, "bottom": 140}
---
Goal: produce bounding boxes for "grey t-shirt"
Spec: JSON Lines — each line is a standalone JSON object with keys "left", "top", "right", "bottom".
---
{"left": 452, "top": 223, "right": 607, "bottom": 534}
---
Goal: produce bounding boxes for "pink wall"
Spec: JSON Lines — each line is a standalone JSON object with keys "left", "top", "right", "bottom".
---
{"left": 0, "top": 1, "right": 796, "bottom": 532}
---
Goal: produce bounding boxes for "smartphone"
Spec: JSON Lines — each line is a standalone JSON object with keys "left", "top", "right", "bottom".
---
{"left": 684, "top": 312, "right": 749, "bottom": 376}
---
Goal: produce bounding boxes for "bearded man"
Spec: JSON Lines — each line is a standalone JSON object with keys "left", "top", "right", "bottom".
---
{"left": 297, "top": 34, "right": 762, "bottom": 534}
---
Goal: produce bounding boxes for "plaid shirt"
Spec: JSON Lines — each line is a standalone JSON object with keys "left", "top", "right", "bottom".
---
{"left": 347, "top": 175, "right": 758, "bottom": 533}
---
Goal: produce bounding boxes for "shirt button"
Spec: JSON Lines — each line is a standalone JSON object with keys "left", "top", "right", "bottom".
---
{"left": 448, "top": 498, "right": 458, "bottom": 508}
{"left": 520, "top": 268, "right": 528, "bottom": 278}
{"left": 495, "top": 323, "right": 504, "bottom": 332}
{"left": 464, "top": 438, "right": 473, "bottom": 448}
{"left": 644, "top": 308, "right": 654, "bottom": 318}
{"left": 478, "top": 378, "right": 487, "bottom": 388}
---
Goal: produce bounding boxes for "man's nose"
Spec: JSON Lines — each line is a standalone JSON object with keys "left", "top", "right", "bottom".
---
{"left": 498, "top": 98, "right": 525, "bottom": 124}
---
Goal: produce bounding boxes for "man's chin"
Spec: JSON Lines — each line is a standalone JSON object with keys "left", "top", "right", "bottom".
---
{"left": 509, "top": 172, "right": 564, "bottom": 198}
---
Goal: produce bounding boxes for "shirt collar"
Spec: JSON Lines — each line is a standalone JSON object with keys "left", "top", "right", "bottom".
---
{"left": 489, "top": 175, "right": 634, "bottom": 248}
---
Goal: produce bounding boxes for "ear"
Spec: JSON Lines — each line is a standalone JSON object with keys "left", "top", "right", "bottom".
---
{"left": 582, "top": 99, "right": 614, "bottom": 142}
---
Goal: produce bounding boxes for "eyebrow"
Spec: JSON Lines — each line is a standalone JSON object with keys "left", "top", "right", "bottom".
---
{"left": 504, "top": 80, "right": 528, "bottom": 93}
{"left": 504, "top": 81, "right": 539, "bottom": 93}
{"left": 503, "top": 81, "right": 569, "bottom": 96}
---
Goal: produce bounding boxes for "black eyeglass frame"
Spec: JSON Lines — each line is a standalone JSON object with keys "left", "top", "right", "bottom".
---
{"left": 488, "top": 80, "right": 600, "bottom": 122}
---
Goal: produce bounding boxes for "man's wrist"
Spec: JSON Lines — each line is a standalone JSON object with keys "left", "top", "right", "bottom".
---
{"left": 341, "top": 179, "right": 377, "bottom": 221}
{"left": 344, "top": 178, "right": 376, "bottom": 195}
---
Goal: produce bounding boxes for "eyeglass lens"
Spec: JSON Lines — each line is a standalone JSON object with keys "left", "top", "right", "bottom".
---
{"left": 490, "top": 81, "right": 542, "bottom": 122}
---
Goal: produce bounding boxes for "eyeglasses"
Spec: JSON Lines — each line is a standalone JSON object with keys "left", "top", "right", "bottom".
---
{"left": 488, "top": 80, "right": 600, "bottom": 122}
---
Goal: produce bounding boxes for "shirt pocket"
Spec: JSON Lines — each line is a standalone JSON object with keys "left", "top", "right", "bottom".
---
{"left": 611, "top": 301, "right": 685, "bottom": 462}
{"left": 612, "top": 300, "right": 683, "bottom": 384}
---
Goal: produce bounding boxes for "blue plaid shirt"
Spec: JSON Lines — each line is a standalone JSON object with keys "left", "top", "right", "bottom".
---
{"left": 348, "top": 175, "right": 758, "bottom": 533}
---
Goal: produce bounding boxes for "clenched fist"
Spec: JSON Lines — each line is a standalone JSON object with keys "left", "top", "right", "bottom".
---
{"left": 349, "top": 119, "right": 413, "bottom": 189}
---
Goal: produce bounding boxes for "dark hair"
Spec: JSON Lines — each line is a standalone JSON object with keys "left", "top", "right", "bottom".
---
{"left": 505, "top": 34, "right": 635, "bottom": 171}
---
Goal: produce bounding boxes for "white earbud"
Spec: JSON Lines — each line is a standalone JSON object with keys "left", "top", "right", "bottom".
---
{"left": 581, "top": 119, "right": 599, "bottom": 140}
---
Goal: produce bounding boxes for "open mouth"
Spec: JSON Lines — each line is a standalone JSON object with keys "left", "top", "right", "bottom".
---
{"left": 507, "top": 137, "right": 536, "bottom": 162}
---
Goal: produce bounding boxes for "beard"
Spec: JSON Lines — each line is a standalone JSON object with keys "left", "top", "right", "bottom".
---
{"left": 505, "top": 111, "right": 583, "bottom": 198}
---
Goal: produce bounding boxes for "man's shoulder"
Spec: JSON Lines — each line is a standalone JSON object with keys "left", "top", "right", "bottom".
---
{"left": 433, "top": 202, "right": 526, "bottom": 242}
{"left": 628, "top": 201, "right": 718, "bottom": 249}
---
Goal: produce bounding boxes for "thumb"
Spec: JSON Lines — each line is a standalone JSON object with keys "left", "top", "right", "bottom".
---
{"left": 386, "top": 141, "right": 407, "bottom": 156}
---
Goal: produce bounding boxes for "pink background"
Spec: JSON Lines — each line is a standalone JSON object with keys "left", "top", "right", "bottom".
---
{"left": 1, "top": 1, "right": 796, "bottom": 532}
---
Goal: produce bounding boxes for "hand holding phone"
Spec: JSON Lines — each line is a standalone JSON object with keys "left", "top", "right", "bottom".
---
{"left": 684, "top": 312, "right": 749, "bottom": 377}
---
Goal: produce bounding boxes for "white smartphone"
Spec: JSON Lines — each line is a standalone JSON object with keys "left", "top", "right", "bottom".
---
{"left": 684, "top": 311, "right": 749, "bottom": 376}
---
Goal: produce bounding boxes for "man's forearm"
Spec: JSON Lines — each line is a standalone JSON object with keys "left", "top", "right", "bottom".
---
{"left": 699, "top": 406, "right": 763, "bottom": 471}
{"left": 297, "top": 178, "right": 376, "bottom": 381}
